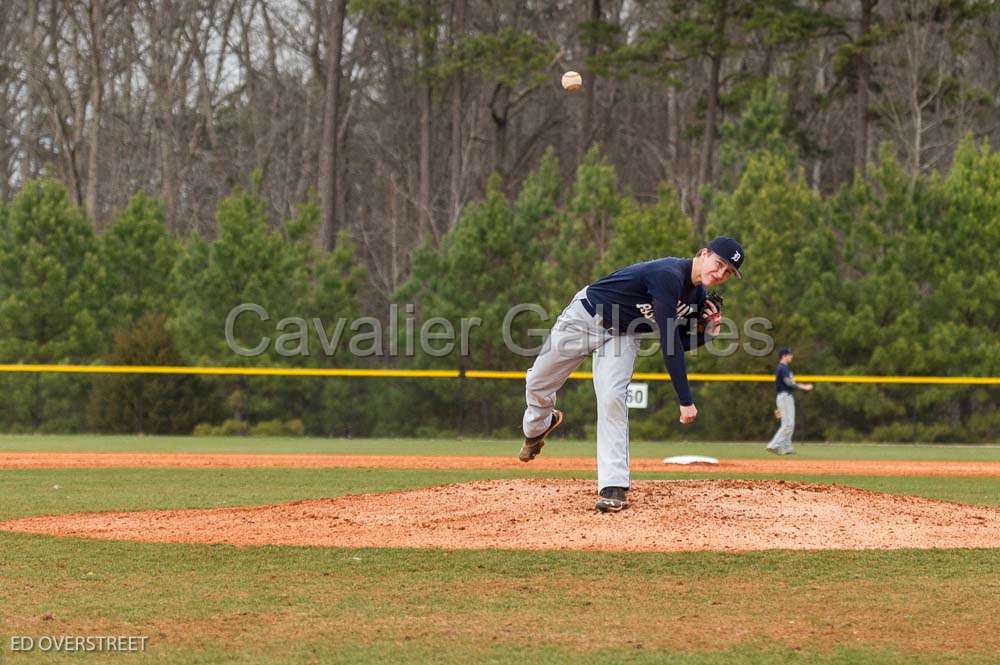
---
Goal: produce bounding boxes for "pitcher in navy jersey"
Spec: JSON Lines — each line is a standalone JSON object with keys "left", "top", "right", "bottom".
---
{"left": 518, "top": 236, "right": 745, "bottom": 512}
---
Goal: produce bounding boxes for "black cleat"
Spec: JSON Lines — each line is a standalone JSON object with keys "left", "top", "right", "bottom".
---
{"left": 518, "top": 410, "right": 564, "bottom": 462}
{"left": 595, "top": 486, "right": 629, "bottom": 513}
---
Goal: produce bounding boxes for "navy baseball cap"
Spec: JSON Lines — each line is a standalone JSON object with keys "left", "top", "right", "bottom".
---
{"left": 778, "top": 347, "right": 793, "bottom": 357}
{"left": 707, "top": 236, "right": 744, "bottom": 278}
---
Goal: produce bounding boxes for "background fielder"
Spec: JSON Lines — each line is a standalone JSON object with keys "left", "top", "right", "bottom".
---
{"left": 767, "top": 347, "right": 813, "bottom": 455}
{"left": 518, "top": 236, "right": 745, "bottom": 512}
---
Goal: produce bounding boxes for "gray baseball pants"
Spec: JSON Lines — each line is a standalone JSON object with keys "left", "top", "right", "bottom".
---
{"left": 767, "top": 392, "right": 796, "bottom": 452}
{"left": 523, "top": 290, "right": 640, "bottom": 491}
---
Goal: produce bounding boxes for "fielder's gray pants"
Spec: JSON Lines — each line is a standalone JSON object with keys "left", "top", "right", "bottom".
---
{"left": 768, "top": 392, "right": 796, "bottom": 452}
{"left": 523, "top": 290, "right": 639, "bottom": 491}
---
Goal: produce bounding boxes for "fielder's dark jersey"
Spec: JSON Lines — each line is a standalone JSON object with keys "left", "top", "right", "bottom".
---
{"left": 585, "top": 257, "right": 706, "bottom": 406}
{"left": 775, "top": 363, "right": 795, "bottom": 395}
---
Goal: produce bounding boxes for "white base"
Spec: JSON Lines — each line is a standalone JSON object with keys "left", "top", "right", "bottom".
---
{"left": 662, "top": 455, "right": 719, "bottom": 465}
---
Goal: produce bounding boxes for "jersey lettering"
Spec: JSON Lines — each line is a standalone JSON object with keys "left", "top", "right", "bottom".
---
{"left": 636, "top": 303, "right": 654, "bottom": 320}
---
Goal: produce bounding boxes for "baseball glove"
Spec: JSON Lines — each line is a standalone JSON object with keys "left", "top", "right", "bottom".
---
{"left": 696, "top": 291, "right": 724, "bottom": 333}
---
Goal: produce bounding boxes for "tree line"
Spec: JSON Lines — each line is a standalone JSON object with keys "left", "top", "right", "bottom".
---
{"left": 0, "top": 82, "right": 997, "bottom": 441}
{"left": 1, "top": 0, "right": 998, "bottom": 440}
{"left": 3, "top": 0, "right": 1000, "bottom": 293}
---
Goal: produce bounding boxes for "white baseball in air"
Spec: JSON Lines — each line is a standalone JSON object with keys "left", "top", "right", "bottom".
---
{"left": 561, "top": 70, "right": 582, "bottom": 92}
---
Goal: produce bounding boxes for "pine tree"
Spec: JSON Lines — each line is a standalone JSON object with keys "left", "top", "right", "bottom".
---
{"left": 171, "top": 184, "right": 317, "bottom": 427}
{"left": 89, "top": 313, "right": 210, "bottom": 434}
{"left": 394, "top": 150, "right": 562, "bottom": 435}
{"left": 698, "top": 150, "right": 831, "bottom": 441}
{"left": 0, "top": 178, "right": 106, "bottom": 431}
{"left": 170, "top": 185, "right": 365, "bottom": 433}
{"left": 99, "top": 192, "right": 179, "bottom": 327}
{"left": 546, "top": 146, "right": 622, "bottom": 305}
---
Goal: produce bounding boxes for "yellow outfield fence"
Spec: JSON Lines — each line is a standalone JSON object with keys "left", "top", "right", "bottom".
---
{"left": 0, "top": 364, "right": 997, "bottom": 385}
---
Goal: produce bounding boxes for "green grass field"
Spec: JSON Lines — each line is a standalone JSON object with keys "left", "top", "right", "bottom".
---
{"left": 2, "top": 436, "right": 999, "bottom": 664}
{"left": 3, "top": 434, "right": 1000, "bottom": 460}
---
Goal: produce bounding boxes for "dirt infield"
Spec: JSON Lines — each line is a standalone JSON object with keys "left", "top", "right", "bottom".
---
{"left": 3, "top": 451, "right": 1000, "bottom": 476}
{"left": 3, "top": 478, "right": 999, "bottom": 552}
{"left": 5, "top": 453, "right": 999, "bottom": 552}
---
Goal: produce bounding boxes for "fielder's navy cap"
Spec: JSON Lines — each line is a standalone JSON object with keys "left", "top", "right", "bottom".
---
{"left": 778, "top": 347, "right": 793, "bottom": 357}
{"left": 707, "top": 236, "right": 744, "bottom": 278}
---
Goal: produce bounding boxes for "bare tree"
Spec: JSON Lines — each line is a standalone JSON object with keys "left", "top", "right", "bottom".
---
{"left": 20, "top": 1, "right": 83, "bottom": 209}
{"left": 876, "top": 0, "right": 989, "bottom": 194}
{"left": 578, "top": 0, "right": 600, "bottom": 162}
{"left": 82, "top": 0, "right": 106, "bottom": 222}
{"left": 293, "top": 0, "right": 325, "bottom": 205}
{"left": 417, "top": 0, "right": 437, "bottom": 243}
{"left": 853, "top": 0, "right": 877, "bottom": 177}
{"left": 810, "top": 44, "right": 832, "bottom": 191}
{"left": 694, "top": 0, "right": 728, "bottom": 236}
{"left": 318, "top": 0, "right": 348, "bottom": 250}
{"left": 0, "top": 3, "right": 29, "bottom": 199}
{"left": 138, "top": 0, "right": 195, "bottom": 231}
{"left": 448, "top": 0, "right": 466, "bottom": 229}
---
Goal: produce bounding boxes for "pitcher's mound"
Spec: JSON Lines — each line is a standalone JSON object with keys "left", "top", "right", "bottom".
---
{"left": 3, "top": 479, "right": 999, "bottom": 552}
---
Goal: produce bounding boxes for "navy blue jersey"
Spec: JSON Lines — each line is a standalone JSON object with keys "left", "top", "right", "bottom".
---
{"left": 775, "top": 363, "right": 795, "bottom": 394}
{"left": 585, "top": 257, "right": 706, "bottom": 406}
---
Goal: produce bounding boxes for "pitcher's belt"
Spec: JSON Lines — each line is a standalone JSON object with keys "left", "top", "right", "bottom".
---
{"left": 580, "top": 298, "right": 617, "bottom": 333}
